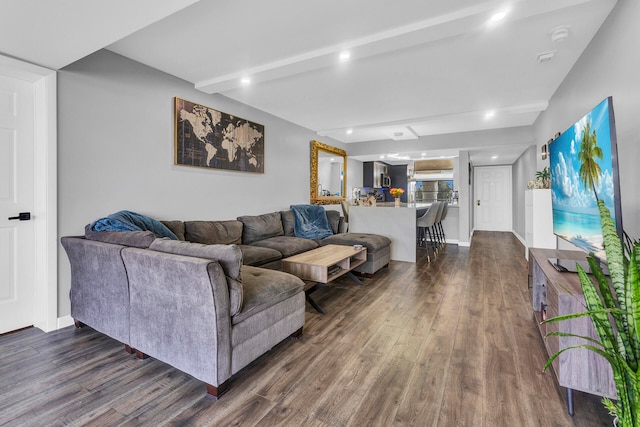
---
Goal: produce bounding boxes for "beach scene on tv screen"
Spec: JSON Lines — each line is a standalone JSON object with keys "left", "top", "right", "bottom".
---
{"left": 549, "top": 98, "right": 616, "bottom": 260}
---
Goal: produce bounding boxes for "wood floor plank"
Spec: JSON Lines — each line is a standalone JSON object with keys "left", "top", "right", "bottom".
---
{"left": 0, "top": 232, "right": 613, "bottom": 426}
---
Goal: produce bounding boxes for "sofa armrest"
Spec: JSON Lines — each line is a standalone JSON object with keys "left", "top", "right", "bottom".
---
{"left": 121, "top": 248, "right": 233, "bottom": 387}
{"left": 61, "top": 236, "right": 131, "bottom": 345}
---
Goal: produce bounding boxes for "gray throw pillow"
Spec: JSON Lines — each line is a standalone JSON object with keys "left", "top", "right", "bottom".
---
{"left": 237, "top": 212, "right": 284, "bottom": 244}
{"left": 184, "top": 220, "right": 243, "bottom": 245}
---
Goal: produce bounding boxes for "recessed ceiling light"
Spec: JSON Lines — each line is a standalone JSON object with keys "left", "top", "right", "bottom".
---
{"left": 484, "top": 110, "right": 496, "bottom": 119}
{"left": 240, "top": 77, "right": 251, "bottom": 85}
{"left": 346, "top": 128, "right": 353, "bottom": 135}
{"left": 339, "top": 51, "right": 351, "bottom": 62}
{"left": 421, "top": 152, "right": 426, "bottom": 156}
{"left": 492, "top": 155, "right": 498, "bottom": 160}
{"left": 490, "top": 11, "right": 507, "bottom": 23}
{"left": 379, "top": 155, "right": 385, "bottom": 159}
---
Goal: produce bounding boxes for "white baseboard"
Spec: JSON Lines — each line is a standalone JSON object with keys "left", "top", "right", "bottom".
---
{"left": 57, "top": 315, "right": 75, "bottom": 329}
{"left": 512, "top": 230, "right": 526, "bottom": 246}
{"left": 458, "top": 241, "right": 471, "bottom": 247}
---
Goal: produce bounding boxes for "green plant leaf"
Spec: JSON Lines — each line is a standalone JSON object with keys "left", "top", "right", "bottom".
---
{"left": 588, "top": 252, "right": 636, "bottom": 365}
{"left": 543, "top": 344, "right": 618, "bottom": 372}
{"left": 577, "top": 266, "right": 619, "bottom": 357}
{"left": 598, "top": 202, "right": 626, "bottom": 317}
{"left": 545, "top": 331, "right": 604, "bottom": 347}
{"left": 542, "top": 307, "right": 627, "bottom": 324}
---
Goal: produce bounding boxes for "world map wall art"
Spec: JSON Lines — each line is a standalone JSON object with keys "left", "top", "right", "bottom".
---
{"left": 174, "top": 97, "right": 265, "bottom": 173}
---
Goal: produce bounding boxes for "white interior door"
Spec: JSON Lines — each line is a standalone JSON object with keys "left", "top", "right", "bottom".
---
{"left": 474, "top": 166, "right": 512, "bottom": 232}
{"left": 0, "top": 74, "right": 36, "bottom": 334}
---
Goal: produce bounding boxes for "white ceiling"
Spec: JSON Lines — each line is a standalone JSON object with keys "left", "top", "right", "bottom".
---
{"left": 0, "top": 0, "right": 617, "bottom": 165}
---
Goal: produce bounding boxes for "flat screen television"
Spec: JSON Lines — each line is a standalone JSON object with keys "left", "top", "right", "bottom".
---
{"left": 548, "top": 96, "right": 623, "bottom": 263}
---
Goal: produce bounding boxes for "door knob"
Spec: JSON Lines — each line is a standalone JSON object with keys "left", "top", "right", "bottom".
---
{"left": 8, "top": 212, "right": 31, "bottom": 221}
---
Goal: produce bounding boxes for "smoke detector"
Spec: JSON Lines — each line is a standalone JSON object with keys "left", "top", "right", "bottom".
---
{"left": 537, "top": 51, "right": 556, "bottom": 63}
{"left": 551, "top": 26, "right": 570, "bottom": 43}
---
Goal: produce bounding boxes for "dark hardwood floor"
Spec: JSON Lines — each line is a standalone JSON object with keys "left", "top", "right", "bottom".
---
{"left": 0, "top": 232, "right": 612, "bottom": 426}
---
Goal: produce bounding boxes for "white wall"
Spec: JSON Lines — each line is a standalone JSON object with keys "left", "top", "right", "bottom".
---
{"left": 511, "top": 145, "right": 537, "bottom": 240}
{"left": 347, "top": 157, "right": 363, "bottom": 200}
{"left": 57, "top": 49, "right": 344, "bottom": 315}
{"left": 458, "top": 151, "right": 471, "bottom": 245}
{"left": 533, "top": 0, "right": 640, "bottom": 240}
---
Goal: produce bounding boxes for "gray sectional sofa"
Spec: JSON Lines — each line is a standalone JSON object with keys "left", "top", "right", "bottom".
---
{"left": 61, "top": 208, "right": 391, "bottom": 399}
{"left": 162, "top": 209, "right": 391, "bottom": 275}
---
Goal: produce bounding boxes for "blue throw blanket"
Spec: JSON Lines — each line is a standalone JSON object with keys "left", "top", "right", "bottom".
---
{"left": 90, "top": 210, "right": 178, "bottom": 240}
{"left": 290, "top": 204, "right": 333, "bottom": 240}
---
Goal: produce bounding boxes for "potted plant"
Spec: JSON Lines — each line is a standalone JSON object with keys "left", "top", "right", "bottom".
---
{"left": 543, "top": 200, "right": 640, "bottom": 426}
{"left": 536, "top": 166, "right": 551, "bottom": 188}
{"left": 527, "top": 167, "right": 551, "bottom": 189}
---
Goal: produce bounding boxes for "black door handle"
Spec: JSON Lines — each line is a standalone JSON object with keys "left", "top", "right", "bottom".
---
{"left": 8, "top": 212, "right": 31, "bottom": 221}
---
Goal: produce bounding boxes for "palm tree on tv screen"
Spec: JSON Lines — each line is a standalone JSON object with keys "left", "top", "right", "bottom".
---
{"left": 578, "top": 119, "right": 604, "bottom": 202}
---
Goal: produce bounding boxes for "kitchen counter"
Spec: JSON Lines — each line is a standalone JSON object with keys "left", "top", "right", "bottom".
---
{"left": 349, "top": 203, "right": 459, "bottom": 263}
{"left": 363, "top": 202, "right": 459, "bottom": 208}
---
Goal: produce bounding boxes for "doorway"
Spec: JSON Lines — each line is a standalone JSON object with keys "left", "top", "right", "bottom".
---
{"left": 474, "top": 165, "right": 512, "bottom": 232}
{"left": 0, "top": 55, "right": 57, "bottom": 334}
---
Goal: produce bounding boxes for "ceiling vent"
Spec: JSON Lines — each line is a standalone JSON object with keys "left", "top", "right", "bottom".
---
{"left": 537, "top": 51, "right": 556, "bottom": 63}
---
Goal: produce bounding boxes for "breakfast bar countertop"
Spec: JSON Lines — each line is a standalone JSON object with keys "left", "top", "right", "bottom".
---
{"left": 362, "top": 202, "right": 459, "bottom": 208}
{"left": 349, "top": 203, "right": 459, "bottom": 263}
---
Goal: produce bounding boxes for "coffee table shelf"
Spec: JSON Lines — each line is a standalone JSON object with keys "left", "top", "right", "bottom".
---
{"left": 282, "top": 245, "right": 366, "bottom": 283}
{"left": 282, "top": 245, "right": 367, "bottom": 313}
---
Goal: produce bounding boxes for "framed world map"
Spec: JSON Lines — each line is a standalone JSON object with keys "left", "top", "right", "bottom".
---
{"left": 174, "top": 97, "right": 265, "bottom": 173}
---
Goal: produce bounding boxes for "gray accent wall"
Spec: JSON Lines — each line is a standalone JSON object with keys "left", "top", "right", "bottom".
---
{"left": 532, "top": 0, "right": 640, "bottom": 243}
{"left": 57, "top": 49, "right": 343, "bottom": 315}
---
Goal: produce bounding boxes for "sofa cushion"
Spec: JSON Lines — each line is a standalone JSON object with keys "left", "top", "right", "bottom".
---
{"left": 149, "top": 239, "right": 244, "bottom": 316}
{"left": 251, "top": 236, "right": 319, "bottom": 257}
{"left": 325, "top": 210, "right": 341, "bottom": 235}
{"left": 232, "top": 266, "right": 303, "bottom": 325}
{"left": 161, "top": 221, "right": 186, "bottom": 241}
{"left": 280, "top": 211, "right": 295, "bottom": 237}
{"left": 239, "top": 245, "right": 283, "bottom": 267}
{"left": 184, "top": 220, "right": 243, "bottom": 245}
{"left": 237, "top": 212, "right": 284, "bottom": 244}
{"left": 84, "top": 225, "right": 156, "bottom": 248}
{"left": 319, "top": 233, "right": 391, "bottom": 253}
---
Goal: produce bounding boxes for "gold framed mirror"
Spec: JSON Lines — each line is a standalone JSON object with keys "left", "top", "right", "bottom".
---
{"left": 310, "top": 140, "right": 347, "bottom": 205}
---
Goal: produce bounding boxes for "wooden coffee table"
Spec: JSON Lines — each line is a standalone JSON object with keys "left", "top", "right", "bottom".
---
{"left": 282, "top": 244, "right": 367, "bottom": 314}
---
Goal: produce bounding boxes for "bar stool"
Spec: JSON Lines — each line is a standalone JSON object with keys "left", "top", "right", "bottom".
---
{"left": 431, "top": 202, "right": 445, "bottom": 254}
{"left": 435, "top": 201, "right": 448, "bottom": 249}
{"left": 415, "top": 207, "right": 428, "bottom": 246}
{"left": 417, "top": 202, "right": 440, "bottom": 263}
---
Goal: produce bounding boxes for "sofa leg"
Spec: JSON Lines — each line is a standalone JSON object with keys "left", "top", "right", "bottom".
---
{"left": 135, "top": 350, "right": 149, "bottom": 360}
{"left": 124, "top": 345, "right": 135, "bottom": 354}
{"left": 290, "top": 327, "right": 303, "bottom": 338}
{"left": 74, "top": 320, "right": 85, "bottom": 328}
{"left": 206, "top": 381, "right": 229, "bottom": 400}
